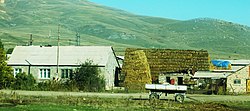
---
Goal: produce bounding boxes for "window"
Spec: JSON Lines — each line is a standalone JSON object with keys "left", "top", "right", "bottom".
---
{"left": 61, "top": 69, "right": 73, "bottom": 79}
{"left": 39, "top": 69, "right": 50, "bottom": 79}
{"left": 166, "top": 77, "right": 171, "bottom": 83}
{"left": 14, "top": 68, "right": 22, "bottom": 77}
{"left": 234, "top": 79, "right": 241, "bottom": 84}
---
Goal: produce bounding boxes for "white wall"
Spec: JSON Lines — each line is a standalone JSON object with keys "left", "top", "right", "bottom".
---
{"left": 103, "top": 50, "right": 119, "bottom": 90}
{"left": 227, "top": 66, "right": 250, "bottom": 94}
{"left": 11, "top": 65, "right": 115, "bottom": 90}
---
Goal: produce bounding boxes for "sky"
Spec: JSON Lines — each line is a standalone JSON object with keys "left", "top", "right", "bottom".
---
{"left": 90, "top": 0, "right": 250, "bottom": 27}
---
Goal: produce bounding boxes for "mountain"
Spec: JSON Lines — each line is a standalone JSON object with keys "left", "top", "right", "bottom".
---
{"left": 0, "top": 0, "right": 250, "bottom": 59}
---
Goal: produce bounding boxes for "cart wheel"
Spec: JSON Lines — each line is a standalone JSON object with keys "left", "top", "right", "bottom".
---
{"left": 175, "top": 94, "right": 184, "bottom": 103}
{"left": 149, "top": 93, "right": 159, "bottom": 100}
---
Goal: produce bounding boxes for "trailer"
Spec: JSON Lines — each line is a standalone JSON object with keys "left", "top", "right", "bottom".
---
{"left": 145, "top": 83, "right": 187, "bottom": 103}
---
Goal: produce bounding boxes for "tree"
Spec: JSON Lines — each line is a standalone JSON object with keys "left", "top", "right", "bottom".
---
{"left": 0, "top": 39, "right": 3, "bottom": 49}
{"left": 11, "top": 72, "right": 36, "bottom": 90}
{"left": 72, "top": 60, "right": 105, "bottom": 92}
{"left": 0, "top": 41, "right": 14, "bottom": 89}
{"left": 6, "top": 48, "right": 14, "bottom": 54}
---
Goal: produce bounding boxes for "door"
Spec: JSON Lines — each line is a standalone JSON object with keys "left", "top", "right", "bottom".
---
{"left": 166, "top": 77, "right": 171, "bottom": 83}
{"left": 247, "top": 80, "right": 250, "bottom": 92}
{"left": 114, "top": 67, "right": 120, "bottom": 86}
{"left": 178, "top": 77, "right": 183, "bottom": 85}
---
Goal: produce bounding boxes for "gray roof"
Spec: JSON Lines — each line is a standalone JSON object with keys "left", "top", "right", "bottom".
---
{"left": 227, "top": 59, "right": 250, "bottom": 65}
{"left": 8, "top": 46, "right": 117, "bottom": 66}
{"left": 193, "top": 71, "right": 232, "bottom": 79}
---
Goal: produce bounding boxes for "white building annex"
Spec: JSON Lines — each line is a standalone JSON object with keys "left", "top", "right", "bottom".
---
{"left": 193, "top": 60, "right": 250, "bottom": 94}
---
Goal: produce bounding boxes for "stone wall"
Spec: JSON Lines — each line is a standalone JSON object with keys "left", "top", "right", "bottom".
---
{"left": 227, "top": 65, "right": 250, "bottom": 94}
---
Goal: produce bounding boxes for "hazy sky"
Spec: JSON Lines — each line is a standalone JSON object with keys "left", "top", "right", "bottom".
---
{"left": 90, "top": 0, "right": 250, "bottom": 26}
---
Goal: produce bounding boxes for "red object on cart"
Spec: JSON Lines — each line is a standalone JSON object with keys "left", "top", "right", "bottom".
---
{"left": 170, "top": 79, "right": 175, "bottom": 85}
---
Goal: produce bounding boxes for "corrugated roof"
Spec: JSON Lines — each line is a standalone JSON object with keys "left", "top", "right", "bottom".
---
{"left": 193, "top": 71, "right": 232, "bottom": 79}
{"left": 8, "top": 46, "right": 114, "bottom": 66}
{"left": 226, "top": 60, "right": 250, "bottom": 65}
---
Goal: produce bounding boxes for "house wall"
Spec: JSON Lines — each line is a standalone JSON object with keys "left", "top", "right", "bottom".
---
{"left": 11, "top": 66, "right": 76, "bottom": 81}
{"left": 227, "top": 66, "right": 250, "bottom": 94}
{"left": 11, "top": 65, "right": 114, "bottom": 90}
{"left": 103, "top": 50, "right": 119, "bottom": 90}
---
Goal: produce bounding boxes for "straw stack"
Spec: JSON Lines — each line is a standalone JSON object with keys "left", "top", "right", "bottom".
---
{"left": 123, "top": 50, "right": 152, "bottom": 91}
{"left": 122, "top": 48, "right": 210, "bottom": 88}
{"left": 144, "top": 49, "right": 210, "bottom": 77}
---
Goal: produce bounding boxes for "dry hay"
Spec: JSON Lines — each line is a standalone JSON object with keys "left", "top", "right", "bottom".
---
{"left": 122, "top": 50, "right": 152, "bottom": 91}
{"left": 122, "top": 48, "right": 210, "bottom": 86}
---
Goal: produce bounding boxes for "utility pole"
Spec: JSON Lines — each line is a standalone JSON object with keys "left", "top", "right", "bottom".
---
{"left": 68, "top": 39, "right": 71, "bottom": 45}
{"left": 29, "top": 33, "right": 33, "bottom": 46}
{"left": 48, "top": 30, "right": 51, "bottom": 45}
{"left": 76, "top": 32, "right": 80, "bottom": 46}
{"left": 56, "top": 24, "right": 60, "bottom": 79}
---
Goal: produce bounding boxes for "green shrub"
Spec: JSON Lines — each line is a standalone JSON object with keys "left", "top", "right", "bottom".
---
{"left": 36, "top": 79, "right": 79, "bottom": 91}
{"left": 217, "top": 86, "right": 225, "bottom": 95}
{"left": 11, "top": 72, "right": 36, "bottom": 90}
{"left": 72, "top": 60, "right": 105, "bottom": 92}
{"left": 61, "top": 79, "right": 79, "bottom": 91}
{"left": 36, "top": 80, "right": 62, "bottom": 91}
{"left": 0, "top": 47, "right": 14, "bottom": 89}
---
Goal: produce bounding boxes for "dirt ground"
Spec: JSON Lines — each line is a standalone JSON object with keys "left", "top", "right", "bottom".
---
{"left": 1, "top": 89, "right": 250, "bottom": 102}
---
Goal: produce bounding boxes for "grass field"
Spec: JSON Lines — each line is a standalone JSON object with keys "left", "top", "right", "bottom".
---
{"left": 1, "top": 96, "right": 250, "bottom": 111}
{"left": 1, "top": 90, "right": 250, "bottom": 111}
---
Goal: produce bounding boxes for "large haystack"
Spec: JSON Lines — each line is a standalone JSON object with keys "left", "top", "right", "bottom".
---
{"left": 122, "top": 48, "right": 210, "bottom": 85}
{"left": 123, "top": 50, "right": 152, "bottom": 91}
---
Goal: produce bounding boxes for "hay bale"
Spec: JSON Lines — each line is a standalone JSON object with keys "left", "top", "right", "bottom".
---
{"left": 122, "top": 50, "right": 152, "bottom": 91}
{"left": 122, "top": 48, "right": 210, "bottom": 90}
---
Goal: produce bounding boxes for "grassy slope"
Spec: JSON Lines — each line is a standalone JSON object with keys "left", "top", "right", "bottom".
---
{"left": 0, "top": 0, "right": 250, "bottom": 59}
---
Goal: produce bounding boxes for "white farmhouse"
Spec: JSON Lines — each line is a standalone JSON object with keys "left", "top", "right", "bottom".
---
{"left": 7, "top": 46, "right": 121, "bottom": 90}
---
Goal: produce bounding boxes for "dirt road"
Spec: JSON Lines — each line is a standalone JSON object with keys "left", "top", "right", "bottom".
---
{"left": 1, "top": 90, "right": 250, "bottom": 102}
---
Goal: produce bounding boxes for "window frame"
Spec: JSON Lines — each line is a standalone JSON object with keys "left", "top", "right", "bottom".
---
{"left": 233, "top": 79, "right": 241, "bottom": 84}
{"left": 14, "top": 68, "right": 23, "bottom": 77}
{"left": 61, "top": 69, "right": 73, "bottom": 79}
{"left": 39, "top": 69, "right": 51, "bottom": 79}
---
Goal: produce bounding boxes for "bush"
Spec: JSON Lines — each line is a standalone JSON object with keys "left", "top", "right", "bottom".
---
{"left": 217, "top": 86, "right": 225, "bottom": 95}
{"left": 36, "top": 79, "right": 78, "bottom": 91}
{"left": 36, "top": 80, "right": 63, "bottom": 91}
{"left": 72, "top": 60, "right": 105, "bottom": 92}
{"left": 61, "top": 79, "right": 79, "bottom": 91}
{"left": 11, "top": 72, "right": 36, "bottom": 90}
{"left": 0, "top": 48, "right": 14, "bottom": 89}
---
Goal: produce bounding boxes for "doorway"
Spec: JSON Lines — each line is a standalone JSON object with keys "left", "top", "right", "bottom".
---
{"left": 247, "top": 79, "right": 250, "bottom": 92}
{"left": 166, "top": 77, "right": 171, "bottom": 83}
{"left": 114, "top": 67, "right": 120, "bottom": 87}
{"left": 178, "top": 77, "right": 183, "bottom": 85}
